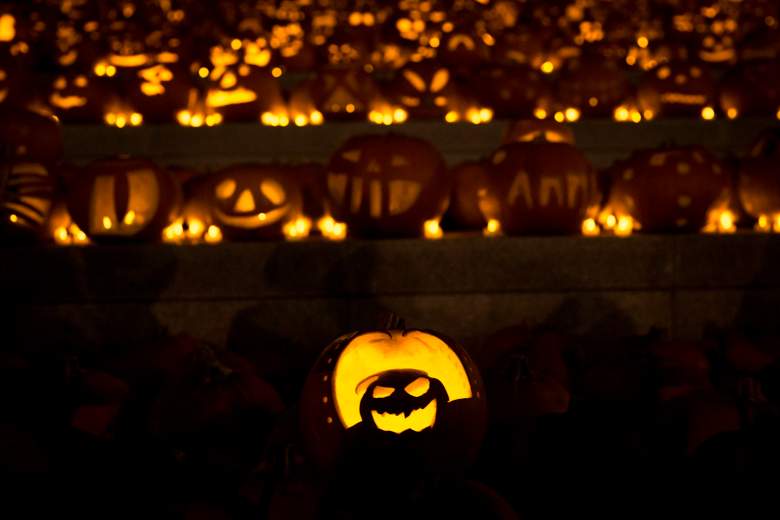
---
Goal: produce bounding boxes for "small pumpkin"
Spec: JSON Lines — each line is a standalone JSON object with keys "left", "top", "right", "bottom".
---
{"left": 608, "top": 145, "right": 729, "bottom": 233}
{"left": 326, "top": 134, "right": 449, "bottom": 238}
{"left": 299, "top": 320, "right": 486, "bottom": 474}
{"left": 557, "top": 56, "right": 632, "bottom": 117}
{"left": 385, "top": 60, "right": 459, "bottom": 119}
{"left": 718, "top": 62, "right": 780, "bottom": 119}
{"left": 65, "top": 157, "right": 180, "bottom": 242}
{"left": 473, "top": 66, "right": 554, "bottom": 119}
{"left": 483, "top": 138, "right": 597, "bottom": 235}
{"left": 446, "top": 160, "right": 491, "bottom": 231}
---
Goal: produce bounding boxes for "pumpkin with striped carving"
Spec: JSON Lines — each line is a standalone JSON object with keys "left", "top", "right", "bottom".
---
{"left": 325, "top": 134, "right": 449, "bottom": 238}
{"left": 607, "top": 145, "right": 729, "bottom": 233}
{"left": 0, "top": 160, "right": 54, "bottom": 242}
{"left": 483, "top": 140, "right": 597, "bottom": 235}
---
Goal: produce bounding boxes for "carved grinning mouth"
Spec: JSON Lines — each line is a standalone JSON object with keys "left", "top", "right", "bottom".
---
{"left": 213, "top": 205, "right": 289, "bottom": 228}
{"left": 370, "top": 399, "right": 436, "bottom": 434}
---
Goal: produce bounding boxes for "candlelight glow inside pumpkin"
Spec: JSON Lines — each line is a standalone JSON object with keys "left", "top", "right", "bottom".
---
{"left": 331, "top": 330, "right": 473, "bottom": 432}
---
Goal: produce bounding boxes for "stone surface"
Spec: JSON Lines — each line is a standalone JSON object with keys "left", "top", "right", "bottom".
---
{"left": 4, "top": 234, "right": 780, "bottom": 353}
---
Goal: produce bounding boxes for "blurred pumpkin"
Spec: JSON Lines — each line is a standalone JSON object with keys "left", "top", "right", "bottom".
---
{"left": 607, "top": 145, "right": 729, "bottom": 233}
{"left": 325, "top": 134, "right": 449, "bottom": 238}
{"left": 65, "top": 157, "right": 180, "bottom": 242}
{"left": 446, "top": 160, "right": 491, "bottom": 231}
{"left": 483, "top": 138, "right": 597, "bottom": 235}
{"left": 739, "top": 128, "right": 780, "bottom": 229}
{"left": 638, "top": 61, "right": 717, "bottom": 118}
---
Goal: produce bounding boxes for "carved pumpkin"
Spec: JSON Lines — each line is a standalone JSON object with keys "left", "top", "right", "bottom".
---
{"left": 739, "top": 129, "right": 780, "bottom": 229}
{"left": 65, "top": 157, "right": 180, "bottom": 242}
{"left": 638, "top": 61, "right": 717, "bottom": 118}
{"left": 483, "top": 140, "right": 597, "bottom": 235}
{"left": 386, "top": 61, "right": 458, "bottom": 119}
{"left": 0, "top": 107, "right": 62, "bottom": 165}
{"left": 299, "top": 323, "right": 486, "bottom": 473}
{"left": 446, "top": 160, "right": 490, "bottom": 231}
{"left": 207, "top": 164, "right": 303, "bottom": 241}
{"left": 557, "top": 56, "right": 631, "bottom": 117}
{"left": 128, "top": 62, "right": 193, "bottom": 123}
{"left": 204, "top": 63, "right": 284, "bottom": 122}
{"left": 48, "top": 72, "right": 107, "bottom": 123}
{"left": 0, "top": 160, "right": 54, "bottom": 241}
{"left": 326, "top": 134, "right": 449, "bottom": 238}
{"left": 608, "top": 145, "right": 729, "bottom": 233}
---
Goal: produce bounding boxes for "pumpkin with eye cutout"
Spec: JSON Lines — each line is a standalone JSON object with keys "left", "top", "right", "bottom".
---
{"left": 638, "top": 61, "right": 717, "bottom": 118}
{"left": 48, "top": 71, "right": 108, "bottom": 123}
{"left": 385, "top": 60, "right": 460, "bottom": 119}
{"left": 299, "top": 321, "right": 487, "bottom": 474}
{"left": 483, "top": 139, "right": 597, "bottom": 235}
{"left": 207, "top": 164, "right": 302, "bottom": 241}
{"left": 326, "top": 134, "right": 449, "bottom": 238}
{"left": 65, "top": 157, "right": 180, "bottom": 243}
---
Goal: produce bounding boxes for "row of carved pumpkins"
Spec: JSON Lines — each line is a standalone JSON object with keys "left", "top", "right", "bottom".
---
{"left": 3, "top": 118, "right": 780, "bottom": 245}
{"left": 4, "top": 55, "right": 780, "bottom": 127}
{"left": 2, "top": 0, "right": 779, "bottom": 77}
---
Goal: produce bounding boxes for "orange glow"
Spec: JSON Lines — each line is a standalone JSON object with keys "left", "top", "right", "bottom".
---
{"left": 423, "top": 219, "right": 443, "bottom": 239}
{"left": 484, "top": 219, "right": 502, "bottom": 237}
{"left": 283, "top": 216, "right": 312, "bottom": 240}
{"left": 317, "top": 216, "right": 347, "bottom": 240}
{"left": 581, "top": 218, "right": 600, "bottom": 236}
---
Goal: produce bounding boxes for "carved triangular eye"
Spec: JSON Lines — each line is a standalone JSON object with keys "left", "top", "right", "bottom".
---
{"left": 403, "top": 69, "right": 427, "bottom": 92}
{"left": 372, "top": 385, "right": 395, "bottom": 398}
{"left": 215, "top": 179, "right": 237, "bottom": 199}
{"left": 405, "top": 377, "right": 430, "bottom": 397}
{"left": 260, "top": 179, "right": 286, "bottom": 205}
{"left": 430, "top": 69, "right": 450, "bottom": 93}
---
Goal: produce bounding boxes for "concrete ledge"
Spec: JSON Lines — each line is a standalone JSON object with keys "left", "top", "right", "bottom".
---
{"left": 4, "top": 235, "right": 780, "bottom": 350}
{"left": 61, "top": 119, "right": 775, "bottom": 169}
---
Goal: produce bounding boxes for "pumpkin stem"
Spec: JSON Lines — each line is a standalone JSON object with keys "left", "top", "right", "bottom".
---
{"left": 381, "top": 312, "right": 406, "bottom": 331}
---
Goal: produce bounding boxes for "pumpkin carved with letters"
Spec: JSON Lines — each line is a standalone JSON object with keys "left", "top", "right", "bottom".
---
{"left": 326, "top": 134, "right": 449, "bottom": 238}
{"left": 483, "top": 140, "right": 597, "bottom": 235}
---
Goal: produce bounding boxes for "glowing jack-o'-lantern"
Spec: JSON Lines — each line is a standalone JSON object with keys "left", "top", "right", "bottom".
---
{"left": 0, "top": 160, "right": 54, "bottom": 241}
{"left": 48, "top": 72, "right": 107, "bottom": 123}
{"left": 65, "top": 157, "right": 180, "bottom": 242}
{"left": 638, "top": 62, "right": 717, "bottom": 118}
{"left": 128, "top": 63, "right": 192, "bottom": 123}
{"left": 387, "top": 61, "right": 458, "bottom": 119}
{"left": 300, "top": 323, "right": 486, "bottom": 472}
{"left": 326, "top": 134, "right": 449, "bottom": 238}
{"left": 483, "top": 139, "right": 597, "bottom": 235}
{"left": 607, "top": 146, "right": 729, "bottom": 233}
{"left": 206, "top": 164, "right": 303, "bottom": 241}
{"left": 739, "top": 129, "right": 780, "bottom": 232}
